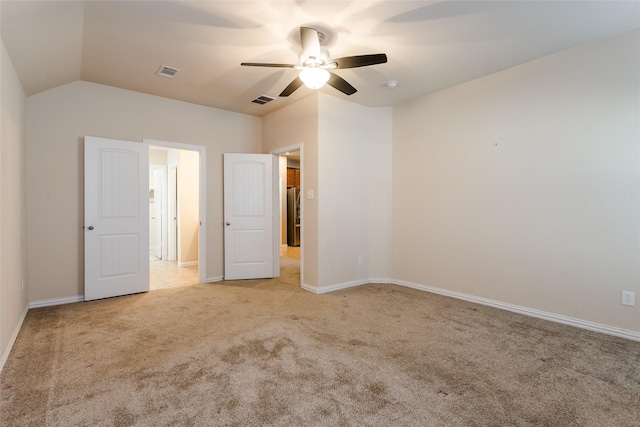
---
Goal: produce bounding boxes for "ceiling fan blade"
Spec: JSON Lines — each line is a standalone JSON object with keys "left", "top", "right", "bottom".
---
{"left": 327, "top": 72, "right": 357, "bottom": 96}
{"left": 241, "top": 62, "right": 297, "bottom": 68}
{"left": 333, "top": 54, "right": 388, "bottom": 69}
{"left": 300, "top": 27, "right": 321, "bottom": 60}
{"left": 279, "top": 77, "right": 304, "bottom": 97}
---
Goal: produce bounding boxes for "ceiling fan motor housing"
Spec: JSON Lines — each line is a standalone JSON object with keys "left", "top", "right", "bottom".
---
{"left": 299, "top": 46, "right": 330, "bottom": 67}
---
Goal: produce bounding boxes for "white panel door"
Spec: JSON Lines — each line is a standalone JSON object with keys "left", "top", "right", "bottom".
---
{"left": 153, "top": 168, "right": 163, "bottom": 259}
{"left": 167, "top": 167, "right": 177, "bottom": 262}
{"left": 84, "top": 136, "right": 149, "bottom": 301}
{"left": 224, "top": 153, "right": 274, "bottom": 280}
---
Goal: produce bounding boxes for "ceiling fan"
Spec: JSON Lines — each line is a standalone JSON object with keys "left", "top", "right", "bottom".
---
{"left": 241, "top": 27, "right": 387, "bottom": 97}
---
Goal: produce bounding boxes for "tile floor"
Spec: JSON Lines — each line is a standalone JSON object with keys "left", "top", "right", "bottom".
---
{"left": 149, "top": 245, "right": 301, "bottom": 290}
{"left": 149, "top": 258, "right": 199, "bottom": 290}
{"left": 280, "top": 245, "right": 300, "bottom": 260}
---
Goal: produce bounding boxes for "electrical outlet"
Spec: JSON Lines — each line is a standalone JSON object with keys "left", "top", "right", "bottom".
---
{"left": 21, "top": 278, "right": 25, "bottom": 292}
{"left": 358, "top": 256, "right": 364, "bottom": 266}
{"left": 622, "top": 291, "right": 635, "bottom": 307}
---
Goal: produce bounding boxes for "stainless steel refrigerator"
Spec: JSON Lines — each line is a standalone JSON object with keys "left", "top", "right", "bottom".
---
{"left": 287, "top": 188, "right": 301, "bottom": 246}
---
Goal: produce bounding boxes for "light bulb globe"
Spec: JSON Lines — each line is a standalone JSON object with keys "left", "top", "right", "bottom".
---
{"left": 299, "top": 68, "right": 330, "bottom": 90}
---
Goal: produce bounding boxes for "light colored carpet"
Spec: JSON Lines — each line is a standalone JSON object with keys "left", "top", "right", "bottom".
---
{"left": 1, "top": 259, "right": 639, "bottom": 426}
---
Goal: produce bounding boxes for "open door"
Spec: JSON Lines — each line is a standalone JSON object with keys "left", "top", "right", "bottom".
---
{"left": 224, "top": 153, "right": 278, "bottom": 280}
{"left": 152, "top": 168, "right": 163, "bottom": 259}
{"left": 167, "top": 167, "right": 177, "bottom": 262}
{"left": 84, "top": 136, "right": 149, "bottom": 301}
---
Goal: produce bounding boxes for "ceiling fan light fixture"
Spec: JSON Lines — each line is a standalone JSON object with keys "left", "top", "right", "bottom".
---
{"left": 299, "top": 67, "right": 330, "bottom": 90}
{"left": 242, "top": 27, "right": 387, "bottom": 97}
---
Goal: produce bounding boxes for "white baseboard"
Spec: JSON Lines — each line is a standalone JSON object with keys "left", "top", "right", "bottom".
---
{"left": 0, "top": 303, "right": 29, "bottom": 373}
{"left": 177, "top": 261, "right": 198, "bottom": 267}
{"left": 391, "top": 279, "right": 640, "bottom": 342}
{"left": 302, "top": 279, "right": 369, "bottom": 294}
{"left": 29, "top": 295, "right": 84, "bottom": 309}
{"left": 13, "top": 279, "right": 640, "bottom": 351}
{"left": 302, "top": 277, "right": 639, "bottom": 342}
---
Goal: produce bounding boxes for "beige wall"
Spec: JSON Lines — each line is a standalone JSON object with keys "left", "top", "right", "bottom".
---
{"left": 149, "top": 147, "right": 167, "bottom": 164}
{"left": 262, "top": 94, "right": 319, "bottom": 286}
{"left": 26, "top": 81, "right": 260, "bottom": 301}
{"left": 392, "top": 29, "right": 640, "bottom": 332}
{"left": 165, "top": 147, "right": 199, "bottom": 265}
{"left": 317, "top": 94, "right": 392, "bottom": 287}
{"left": 1, "top": 40, "right": 28, "bottom": 364}
{"left": 3, "top": 27, "right": 635, "bottom": 362}
{"left": 262, "top": 93, "right": 393, "bottom": 290}
{"left": 177, "top": 149, "right": 199, "bottom": 265}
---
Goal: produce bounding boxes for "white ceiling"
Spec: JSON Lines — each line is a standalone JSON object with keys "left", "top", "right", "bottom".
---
{"left": 2, "top": 1, "right": 639, "bottom": 117}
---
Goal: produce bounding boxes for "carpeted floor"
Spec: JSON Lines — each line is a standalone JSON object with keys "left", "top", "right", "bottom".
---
{"left": 1, "top": 258, "right": 639, "bottom": 426}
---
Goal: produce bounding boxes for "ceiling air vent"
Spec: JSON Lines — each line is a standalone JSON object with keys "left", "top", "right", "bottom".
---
{"left": 251, "top": 95, "right": 275, "bottom": 105}
{"left": 156, "top": 65, "right": 180, "bottom": 78}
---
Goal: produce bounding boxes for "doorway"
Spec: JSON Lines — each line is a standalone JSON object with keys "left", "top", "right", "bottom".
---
{"left": 274, "top": 144, "right": 303, "bottom": 286}
{"left": 145, "top": 139, "right": 206, "bottom": 288}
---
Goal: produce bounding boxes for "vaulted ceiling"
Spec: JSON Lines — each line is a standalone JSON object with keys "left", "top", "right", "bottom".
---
{"left": 2, "top": 1, "right": 639, "bottom": 117}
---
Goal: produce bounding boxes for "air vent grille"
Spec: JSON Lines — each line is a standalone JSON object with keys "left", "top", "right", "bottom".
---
{"left": 156, "top": 65, "right": 180, "bottom": 78}
{"left": 251, "top": 95, "right": 275, "bottom": 105}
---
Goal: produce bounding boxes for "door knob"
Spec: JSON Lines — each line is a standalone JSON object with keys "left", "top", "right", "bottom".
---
{"left": 226, "top": 221, "right": 231, "bottom": 226}
{"left": 87, "top": 225, "right": 94, "bottom": 230}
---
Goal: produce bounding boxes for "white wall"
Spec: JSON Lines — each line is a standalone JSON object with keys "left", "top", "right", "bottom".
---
{"left": 0, "top": 40, "right": 28, "bottom": 367}
{"left": 149, "top": 147, "right": 167, "bottom": 164}
{"left": 317, "top": 94, "right": 392, "bottom": 287}
{"left": 26, "top": 81, "right": 260, "bottom": 301}
{"left": 392, "top": 29, "right": 640, "bottom": 332}
{"left": 263, "top": 93, "right": 392, "bottom": 290}
{"left": 262, "top": 94, "right": 320, "bottom": 286}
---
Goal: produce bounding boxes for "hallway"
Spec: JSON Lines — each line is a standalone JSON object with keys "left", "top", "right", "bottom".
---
{"left": 149, "top": 259, "right": 198, "bottom": 290}
{"left": 149, "top": 245, "right": 300, "bottom": 290}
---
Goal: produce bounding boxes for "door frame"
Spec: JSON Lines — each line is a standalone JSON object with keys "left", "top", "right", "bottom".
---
{"left": 143, "top": 139, "right": 206, "bottom": 284}
{"left": 271, "top": 143, "right": 303, "bottom": 286}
